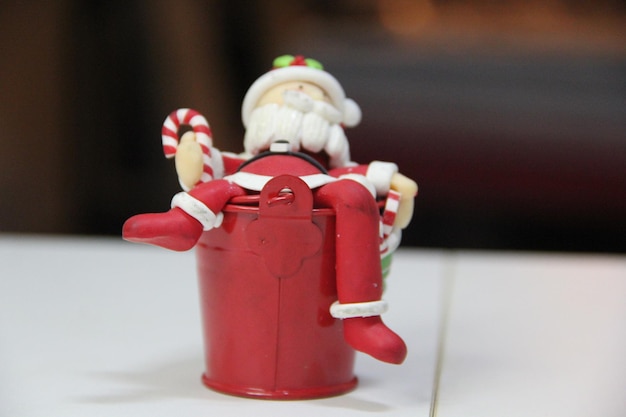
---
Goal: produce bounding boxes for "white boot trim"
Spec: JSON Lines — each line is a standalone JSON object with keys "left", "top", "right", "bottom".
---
{"left": 170, "top": 192, "right": 223, "bottom": 231}
{"left": 330, "top": 300, "right": 388, "bottom": 319}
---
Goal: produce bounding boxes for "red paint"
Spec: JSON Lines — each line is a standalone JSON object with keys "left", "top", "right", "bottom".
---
{"left": 290, "top": 55, "right": 308, "bottom": 66}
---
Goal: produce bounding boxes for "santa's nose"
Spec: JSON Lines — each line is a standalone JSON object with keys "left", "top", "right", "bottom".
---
{"left": 282, "top": 89, "right": 315, "bottom": 112}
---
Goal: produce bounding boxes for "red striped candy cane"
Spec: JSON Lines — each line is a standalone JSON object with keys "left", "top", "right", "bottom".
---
{"left": 379, "top": 190, "right": 402, "bottom": 282}
{"left": 161, "top": 108, "right": 215, "bottom": 183}
{"left": 381, "top": 190, "right": 401, "bottom": 241}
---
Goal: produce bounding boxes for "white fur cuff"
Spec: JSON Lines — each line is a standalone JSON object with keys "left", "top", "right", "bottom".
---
{"left": 330, "top": 300, "right": 389, "bottom": 319}
{"left": 366, "top": 161, "right": 398, "bottom": 196}
{"left": 171, "top": 192, "right": 223, "bottom": 231}
{"left": 338, "top": 173, "right": 376, "bottom": 198}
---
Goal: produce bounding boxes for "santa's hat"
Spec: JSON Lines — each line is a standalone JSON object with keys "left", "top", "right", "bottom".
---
{"left": 241, "top": 55, "right": 362, "bottom": 128}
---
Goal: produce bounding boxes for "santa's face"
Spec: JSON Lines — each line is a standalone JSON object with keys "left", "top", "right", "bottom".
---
{"left": 244, "top": 81, "right": 351, "bottom": 168}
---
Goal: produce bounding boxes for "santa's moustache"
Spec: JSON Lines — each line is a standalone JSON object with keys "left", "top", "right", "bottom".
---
{"left": 244, "top": 90, "right": 352, "bottom": 168}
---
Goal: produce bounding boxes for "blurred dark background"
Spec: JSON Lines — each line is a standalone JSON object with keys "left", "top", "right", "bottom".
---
{"left": 1, "top": 0, "right": 625, "bottom": 252}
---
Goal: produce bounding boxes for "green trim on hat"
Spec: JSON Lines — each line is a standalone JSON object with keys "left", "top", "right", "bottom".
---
{"left": 273, "top": 55, "right": 324, "bottom": 70}
{"left": 272, "top": 55, "right": 293, "bottom": 68}
{"left": 304, "top": 58, "right": 323, "bottom": 70}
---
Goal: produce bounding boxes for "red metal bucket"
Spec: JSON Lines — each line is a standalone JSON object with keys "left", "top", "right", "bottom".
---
{"left": 195, "top": 175, "right": 357, "bottom": 399}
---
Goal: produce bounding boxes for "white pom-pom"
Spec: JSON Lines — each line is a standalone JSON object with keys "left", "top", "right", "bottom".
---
{"left": 342, "top": 98, "right": 361, "bottom": 127}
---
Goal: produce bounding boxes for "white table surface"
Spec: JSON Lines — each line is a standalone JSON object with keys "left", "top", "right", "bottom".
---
{"left": 0, "top": 235, "right": 624, "bottom": 417}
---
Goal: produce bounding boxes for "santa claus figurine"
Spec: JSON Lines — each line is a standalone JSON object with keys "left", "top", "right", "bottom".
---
{"left": 123, "top": 55, "right": 418, "bottom": 397}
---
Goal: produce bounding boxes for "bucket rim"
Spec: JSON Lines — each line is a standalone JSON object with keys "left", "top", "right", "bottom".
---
{"left": 223, "top": 196, "right": 335, "bottom": 216}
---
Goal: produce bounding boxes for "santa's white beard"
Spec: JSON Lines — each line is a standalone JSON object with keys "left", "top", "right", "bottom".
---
{"left": 244, "top": 99, "right": 352, "bottom": 168}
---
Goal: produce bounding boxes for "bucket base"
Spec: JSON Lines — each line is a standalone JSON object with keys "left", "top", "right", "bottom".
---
{"left": 202, "top": 373, "right": 358, "bottom": 400}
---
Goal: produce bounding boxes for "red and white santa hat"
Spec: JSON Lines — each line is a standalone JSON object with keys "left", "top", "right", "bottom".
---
{"left": 241, "top": 55, "right": 362, "bottom": 128}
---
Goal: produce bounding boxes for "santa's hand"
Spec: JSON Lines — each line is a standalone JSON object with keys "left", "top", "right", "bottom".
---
{"left": 390, "top": 172, "right": 418, "bottom": 229}
{"left": 174, "top": 131, "right": 204, "bottom": 191}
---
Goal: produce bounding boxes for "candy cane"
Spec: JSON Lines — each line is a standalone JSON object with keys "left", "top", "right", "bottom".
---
{"left": 161, "top": 108, "right": 215, "bottom": 183}
{"left": 381, "top": 190, "right": 401, "bottom": 241}
{"left": 379, "top": 190, "right": 402, "bottom": 282}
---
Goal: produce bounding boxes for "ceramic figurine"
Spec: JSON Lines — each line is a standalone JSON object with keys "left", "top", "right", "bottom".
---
{"left": 123, "top": 55, "right": 418, "bottom": 399}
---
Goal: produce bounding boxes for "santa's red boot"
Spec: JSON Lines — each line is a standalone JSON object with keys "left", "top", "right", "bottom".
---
{"left": 316, "top": 180, "right": 408, "bottom": 365}
{"left": 123, "top": 208, "right": 203, "bottom": 251}
{"left": 123, "top": 179, "right": 246, "bottom": 251}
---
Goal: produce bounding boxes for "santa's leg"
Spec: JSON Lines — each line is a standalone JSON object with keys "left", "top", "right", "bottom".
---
{"left": 315, "top": 180, "right": 407, "bottom": 364}
{"left": 123, "top": 180, "right": 246, "bottom": 251}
